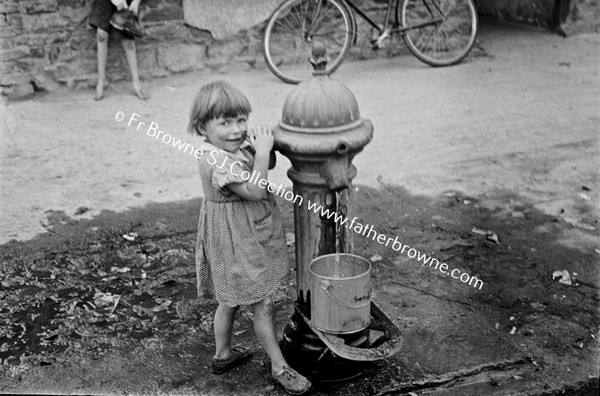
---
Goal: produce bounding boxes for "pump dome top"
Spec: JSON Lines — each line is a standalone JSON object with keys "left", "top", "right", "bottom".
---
{"left": 278, "top": 42, "right": 362, "bottom": 133}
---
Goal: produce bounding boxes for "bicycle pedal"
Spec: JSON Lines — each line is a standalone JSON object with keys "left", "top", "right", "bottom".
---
{"left": 371, "top": 30, "right": 390, "bottom": 50}
{"left": 370, "top": 40, "right": 388, "bottom": 50}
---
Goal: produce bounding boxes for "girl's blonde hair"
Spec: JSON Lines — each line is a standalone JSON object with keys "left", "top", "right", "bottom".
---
{"left": 187, "top": 81, "right": 252, "bottom": 136}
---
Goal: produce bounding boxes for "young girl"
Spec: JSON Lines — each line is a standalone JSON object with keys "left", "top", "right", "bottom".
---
{"left": 188, "top": 81, "right": 311, "bottom": 395}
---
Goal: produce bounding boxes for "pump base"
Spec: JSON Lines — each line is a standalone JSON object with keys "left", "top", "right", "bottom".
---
{"left": 280, "top": 307, "right": 370, "bottom": 383}
{"left": 281, "top": 301, "right": 402, "bottom": 383}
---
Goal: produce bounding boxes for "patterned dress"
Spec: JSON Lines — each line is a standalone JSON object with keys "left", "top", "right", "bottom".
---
{"left": 195, "top": 140, "right": 288, "bottom": 307}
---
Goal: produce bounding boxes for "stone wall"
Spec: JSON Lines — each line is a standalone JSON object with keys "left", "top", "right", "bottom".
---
{"left": 1, "top": 0, "right": 598, "bottom": 100}
{"left": 561, "top": 0, "right": 600, "bottom": 35}
{"left": 0, "top": 0, "right": 281, "bottom": 100}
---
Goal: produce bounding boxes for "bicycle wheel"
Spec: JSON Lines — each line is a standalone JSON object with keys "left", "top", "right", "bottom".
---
{"left": 263, "top": 0, "right": 353, "bottom": 84}
{"left": 399, "top": 0, "right": 478, "bottom": 66}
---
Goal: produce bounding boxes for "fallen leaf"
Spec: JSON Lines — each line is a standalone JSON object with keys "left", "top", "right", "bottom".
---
{"left": 1, "top": 277, "right": 25, "bottom": 288}
{"left": 530, "top": 302, "right": 546, "bottom": 311}
{"left": 152, "top": 300, "right": 172, "bottom": 313}
{"left": 285, "top": 233, "right": 295, "bottom": 246}
{"left": 370, "top": 254, "right": 383, "bottom": 262}
{"left": 563, "top": 217, "right": 596, "bottom": 231}
{"left": 552, "top": 270, "right": 572, "bottom": 286}
{"left": 486, "top": 232, "right": 499, "bottom": 244}
{"left": 470, "top": 227, "right": 488, "bottom": 236}
{"left": 92, "top": 292, "right": 120, "bottom": 315}
{"left": 471, "top": 227, "right": 500, "bottom": 243}
{"left": 523, "top": 328, "right": 534, "bottom": 336}
{"left": 123, "top": 232, "right": 138, "bottom": 241}
{"left": 578, "top": 193, "right": 591, "bottom": 201}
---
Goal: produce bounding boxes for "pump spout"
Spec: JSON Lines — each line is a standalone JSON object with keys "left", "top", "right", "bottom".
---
{"left": 319, "top": 155, "right": 351, "bottom": 190}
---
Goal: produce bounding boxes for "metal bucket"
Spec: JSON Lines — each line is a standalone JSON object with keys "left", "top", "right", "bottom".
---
{"left": 309, "top": 253, "right": 372, "bottom": 334}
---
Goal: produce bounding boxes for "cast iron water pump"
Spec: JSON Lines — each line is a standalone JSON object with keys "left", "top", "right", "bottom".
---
{"left": 273, "top": 43, "right": 402, "bottom": 382}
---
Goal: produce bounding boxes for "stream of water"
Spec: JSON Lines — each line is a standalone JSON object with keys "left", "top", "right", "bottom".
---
{"left": 333, "top": 189, "right": 348, "bottom": 277}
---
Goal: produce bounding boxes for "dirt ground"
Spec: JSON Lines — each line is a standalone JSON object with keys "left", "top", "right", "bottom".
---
{"left": 1, "top": 18, "right": 599, "bottom": 396}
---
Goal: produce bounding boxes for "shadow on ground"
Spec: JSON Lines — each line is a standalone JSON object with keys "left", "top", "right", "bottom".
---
{"left": 1, "top": 184, "right": 598, "bottom": 395}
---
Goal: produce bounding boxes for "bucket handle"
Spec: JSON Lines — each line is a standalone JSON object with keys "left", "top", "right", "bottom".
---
{"left": 318, "top": 280, "right": 372, "bottom": 309}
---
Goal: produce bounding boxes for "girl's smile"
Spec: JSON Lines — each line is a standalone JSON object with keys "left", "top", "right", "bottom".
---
{"left": 203, "top": 115, "right": 248, "bottom": 153}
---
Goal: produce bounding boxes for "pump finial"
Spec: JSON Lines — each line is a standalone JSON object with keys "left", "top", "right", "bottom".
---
{"left": 309, "top": 41, "right": 328, "bottom": 76}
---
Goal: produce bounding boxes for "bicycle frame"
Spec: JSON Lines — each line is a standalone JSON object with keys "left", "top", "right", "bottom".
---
{"left": 343, "top": 0, "right": 445, "bottom": 36}
{"left": 263, "top": 0, "right": 478, "bottom": 83}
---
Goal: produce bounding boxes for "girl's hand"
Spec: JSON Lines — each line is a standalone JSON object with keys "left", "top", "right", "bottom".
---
{"left": 111, "top": 0, "right": 128, "bottom": 11}
{"left": 248, "top": 125, "right": 274, "bottom": 156}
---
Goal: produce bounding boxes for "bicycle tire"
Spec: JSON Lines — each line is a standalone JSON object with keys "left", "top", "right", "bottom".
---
{"left": 343, "top": 0, "right": 359, "bottom": 46}
{"left": 263, "top": 0, "right": 353, "bottom": 84}
{"left": 398, "top": 0, "right": 478, "bottom": 67}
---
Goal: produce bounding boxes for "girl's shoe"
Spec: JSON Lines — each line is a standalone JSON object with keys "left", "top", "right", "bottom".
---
{"left": 271, "top": 366, "right": 312, "bottom": 395}
{"left": 210, "top": 346, "right": 253, "bottom": 374}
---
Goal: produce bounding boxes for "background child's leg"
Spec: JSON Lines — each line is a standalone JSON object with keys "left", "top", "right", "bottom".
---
{"left": 251, "top": 297, "right": 287, "bottom": 373}
{"left": 213, "top": 304, "right": 239, "bottom": 359}
{"left": 95, "top": 28, "right": 109, "bottom": 100}
{"left": 120, "top": 37, "right": 148, "bottom": 99}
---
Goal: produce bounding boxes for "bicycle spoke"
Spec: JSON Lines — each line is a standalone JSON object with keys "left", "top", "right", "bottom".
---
{"left": 274, "top": 15, "right": 301, "bottom": 35}
{"left": 429, "top": 0, "right": 445, "bottom": 18}
{"left": 401, "top": 0, "right": 477, "bottom": 66}
{"left": 300, "top": 0, "right": 309, "bottom": 25}
{"left": 311, "top": 3, "right": 337, "bottom": 28}
{"left": 443, "top": 27, "right": 453, "bottom": 57}
{"left": 264, "top": 0, "right": 351, "bottom": 83}
{"left": 436, "top": 27, "right": 447, "bottom": 58}
{"left": 422, "top": 0, "right": 435, "bottom": 16}
{"left": 293, "top": 3, "right": 310, "bottom": 30}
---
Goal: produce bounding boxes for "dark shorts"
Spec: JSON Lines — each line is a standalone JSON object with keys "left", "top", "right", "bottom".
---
{"left": 88, "top": 0, "right": 132, "bottom": 33}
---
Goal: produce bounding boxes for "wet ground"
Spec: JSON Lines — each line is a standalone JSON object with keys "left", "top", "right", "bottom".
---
{"left": 1, "top": 184, "right": 598, "bottom": 395}
{"left": 1, "top": 18, "right": 599, "bottom": 396}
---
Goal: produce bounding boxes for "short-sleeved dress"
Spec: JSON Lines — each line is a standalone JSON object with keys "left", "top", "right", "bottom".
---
{"left": 195, "top": 140, "right": 288, "bottom": 307}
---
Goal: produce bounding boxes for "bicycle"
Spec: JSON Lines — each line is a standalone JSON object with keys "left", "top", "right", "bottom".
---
{"left": 263, "top": 0, "right": 478, "bottom": 84}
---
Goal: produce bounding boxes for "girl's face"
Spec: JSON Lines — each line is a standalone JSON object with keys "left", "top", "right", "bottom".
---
{"left": 202, "top": 114, "right": 248, "bottom": 153}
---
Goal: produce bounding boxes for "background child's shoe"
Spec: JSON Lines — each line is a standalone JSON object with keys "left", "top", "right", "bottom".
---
{"left": 271, "top": 366, "right": 311, "bottom": 395}
{"left": 210, "top": 346, "right": 253, "bottom": 374}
